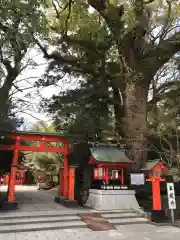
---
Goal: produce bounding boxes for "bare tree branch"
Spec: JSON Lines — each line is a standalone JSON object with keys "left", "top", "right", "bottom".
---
{"left": 144, "top": 0, "right": 155, "bottom": 3}
{"left": 145, "top": 32, "right": 180, "bottom": 75}
{"left": 159, "top": 0, "right": 172, "bottom": 41}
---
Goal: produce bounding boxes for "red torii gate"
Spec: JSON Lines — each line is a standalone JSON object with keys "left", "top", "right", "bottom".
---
{"left": 0, "top": 131, "right": 70, "bottom": 204}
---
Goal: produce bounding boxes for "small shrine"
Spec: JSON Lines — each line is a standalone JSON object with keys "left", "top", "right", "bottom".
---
{"left": 67, "top": 142, "right": 140, "bottom": 210}
{"left": 67, "top": 142, "right": 135, "bottom": 188}
{"left": 140, "top": 159, "right": 168, "bottom": 177}
{"left": 88, "top": 146, "right": 135, "bottom": 186}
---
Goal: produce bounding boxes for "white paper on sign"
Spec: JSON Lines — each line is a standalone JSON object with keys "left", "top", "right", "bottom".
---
{"left": 130, "top": 173, "right": 145, "bottom": 185}
{"left": 166, "top": 183, "right": 176, "bottom": 210}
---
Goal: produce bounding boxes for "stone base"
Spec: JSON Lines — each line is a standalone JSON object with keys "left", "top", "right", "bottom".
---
{"left": 150, "top": 210, "right": 169, "bottom": 223}
{"left": 85, "top": 189, "right": 140, "bottom": 211}
{"left": 64, "top": 199, "right": 78, "bottom": 208}
{"left": 55, "top": 197, "right": 77, "bottom": 207}
{"left": 54, "top": 196, "right": 67, "bottom": 204}
{"left": 0, "top": 201, "right": 18, "bottom": 211}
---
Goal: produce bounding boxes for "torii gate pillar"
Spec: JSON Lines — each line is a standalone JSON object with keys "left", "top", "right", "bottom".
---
{"left": 7, "top": 138, "right": 20, "bottom": 203}
{"left": 63, "top": 141, "right": 69, "bottom": 197}
{"left": 0, "top": 138, "right": 20, "bottom": 210}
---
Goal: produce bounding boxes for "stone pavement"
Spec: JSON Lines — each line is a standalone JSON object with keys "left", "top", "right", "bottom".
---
{"left": 0, "top": 224, "right": 180, "bottom": 240}
{"left": 0, "top": 185, "right": 68, "bottom": 212}
{"left": 0, "top": 185, "right": 180, "bottom": 239}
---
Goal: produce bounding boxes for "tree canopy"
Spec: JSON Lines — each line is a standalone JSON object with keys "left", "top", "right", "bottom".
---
{"left": 0, "top": 0, "right": 49, "bottom": 129}
{"left": 33, "top": 0, "right": 180, "bottom": 168}
{"left": 1, "top": 0, "right": 180, "bottom": 172}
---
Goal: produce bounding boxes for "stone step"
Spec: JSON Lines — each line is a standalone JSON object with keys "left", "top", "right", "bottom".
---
{"left": 0, "top": 212, "right": 79, "bottom": 220}
{"left": 102, "top": 212, "right": 140, "bottom": 219}
{"left": 0, "top": 209, "right": 138, "bottom": 220}
{"left": 0, "top": 220, "right": 87, "bottom": 234}
{"left": 0, "top": 209, "right": 146, "bottom": 233}
{"left": 101, "top": 211, "right": 149, "bottom": 225}
{"left": 0, "top": 215, "right": 82, "bottom": 226}
{"left": 108, "top": 217, "right": 149, "bottom": 225}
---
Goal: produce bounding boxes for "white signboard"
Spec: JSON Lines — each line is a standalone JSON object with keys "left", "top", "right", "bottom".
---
{"left": 130, "top": 173, "right": 145, "bottom": 185}
{"left": 167, "top": 183, "right": 176, "bottom": 210}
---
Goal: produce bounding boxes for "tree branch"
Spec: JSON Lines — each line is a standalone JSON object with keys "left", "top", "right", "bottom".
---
{"left": 144, "top": 0, "right": 155, "bottom": 4}
{"left": 0, "top": 22, "right": 8, "bottom": 33}
{"left": 35, "top": 38, "right": 108, "bottom": 80}
{"left": 87, "top": 0, "right": 124, "bottom": 34}
{"left": 60, "top": 35, "right": 110, "bottom": 57}
{"left": 159, "top": 0, "right": 172, "bottom": 41}
{"left": 144, "top": 32, "right": 180, "bottom": 75}
{"left": 52, "top": 0, "right": 61, "bottom": 18}
{"left": 148, "top": 79, "right": 180, "bottom": 111}
{"left": 35, "top": 38, "right": 78, "bottom": 64}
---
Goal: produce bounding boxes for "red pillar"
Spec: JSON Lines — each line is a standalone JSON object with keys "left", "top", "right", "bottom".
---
{"left": 146, "top": 176, "right": 165, "bottom": 210}
{"left": 105, "top": 168, "right": 109, "bottom": 185}
{"left": 121, "top": 168, "right": 124, "bottom": 185}
{"left": 7, "top": 138, "right": 20, "bottom": 202}
{"left": 58, "top": 168, "right": 64, "bottom": 197}
{"left": 68, "top": 167, "right": 75, "bottom": 200}
{"left": 63, "top": 141, "right": 69, "bottom": 197}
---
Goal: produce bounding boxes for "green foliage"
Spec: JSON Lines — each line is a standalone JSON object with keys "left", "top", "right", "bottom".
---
{"left": 0, "top": 0, "right": 49, "bottom": 130}
{"left": 1, "top": 0, "right": 180, "bottom": 168}
{"left": 45, "top": 76, "right": 113, "bottom": 134}
{"left": 38, "top": 0, "right": 180, "bottom": 167}
{"left": 0, "top": 0, "right": 49, "bottom": 67}
{"left": 22, "top": 122, "right": 63, "bottom": 175}
{"left": 33, "top": 153, "right": 60, "bottom": 174}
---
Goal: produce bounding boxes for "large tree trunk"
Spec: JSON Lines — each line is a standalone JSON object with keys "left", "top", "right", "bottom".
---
{"left": 0, "top": 74, "right": 17, "bottom": 130}
{"left": 0, "top": 88, "right": 10, "bottom": 128}
{"left": 122, "top": 78, "right": 149, "bottom": 169}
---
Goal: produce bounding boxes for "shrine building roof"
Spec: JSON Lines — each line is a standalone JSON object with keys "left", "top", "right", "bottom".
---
{"left": 90, "top": 147, "right": 133, "bottom": 164}
{"left": 67, "top": 143, "right": 135, "bottom": 167}
{"left": 140, "top": 159, "right": 167, "bottom": 171}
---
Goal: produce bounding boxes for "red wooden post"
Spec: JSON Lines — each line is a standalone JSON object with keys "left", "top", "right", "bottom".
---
{"left": 121, "top": 168, "right": 124, "bottom": 185}
{"left": 7, "top": 138, "right": 20, "bottom": 202}
{"left": 105, "top": 168, "right": 109, "bottom": 185}
{"left": 68, "top": 167, "right": 75, "bottom": 200}
{"left": 63, "top": 141, "right": 69, "bottom": 197}
{"left": 58, "top": 168, "right": 64, "bottom": 197}
{"left": 146, "top": 176, "right": 165, "bottom": 210}
{"left": 20, "top": 172, "right": 22, "bottom": 185}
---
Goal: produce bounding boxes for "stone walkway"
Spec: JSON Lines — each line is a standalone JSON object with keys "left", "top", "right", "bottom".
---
{"left": 1, "top": 225, "right": 180, "bottom": 240}
{"left": 0, "top": 185, "right": 68, "bottom": 212}
{"left": 0, "top": 185, "right": 179, "bottom": 239}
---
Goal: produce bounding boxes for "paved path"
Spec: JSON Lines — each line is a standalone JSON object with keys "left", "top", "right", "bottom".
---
{"left": 0, "top": 185, "right": 67, "bottom": 212}
{"left": 0, "top": 185, "right": 180, "bottom": 239}
{"left": 1, "top": 225, "right": 180, "bottom": 240}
